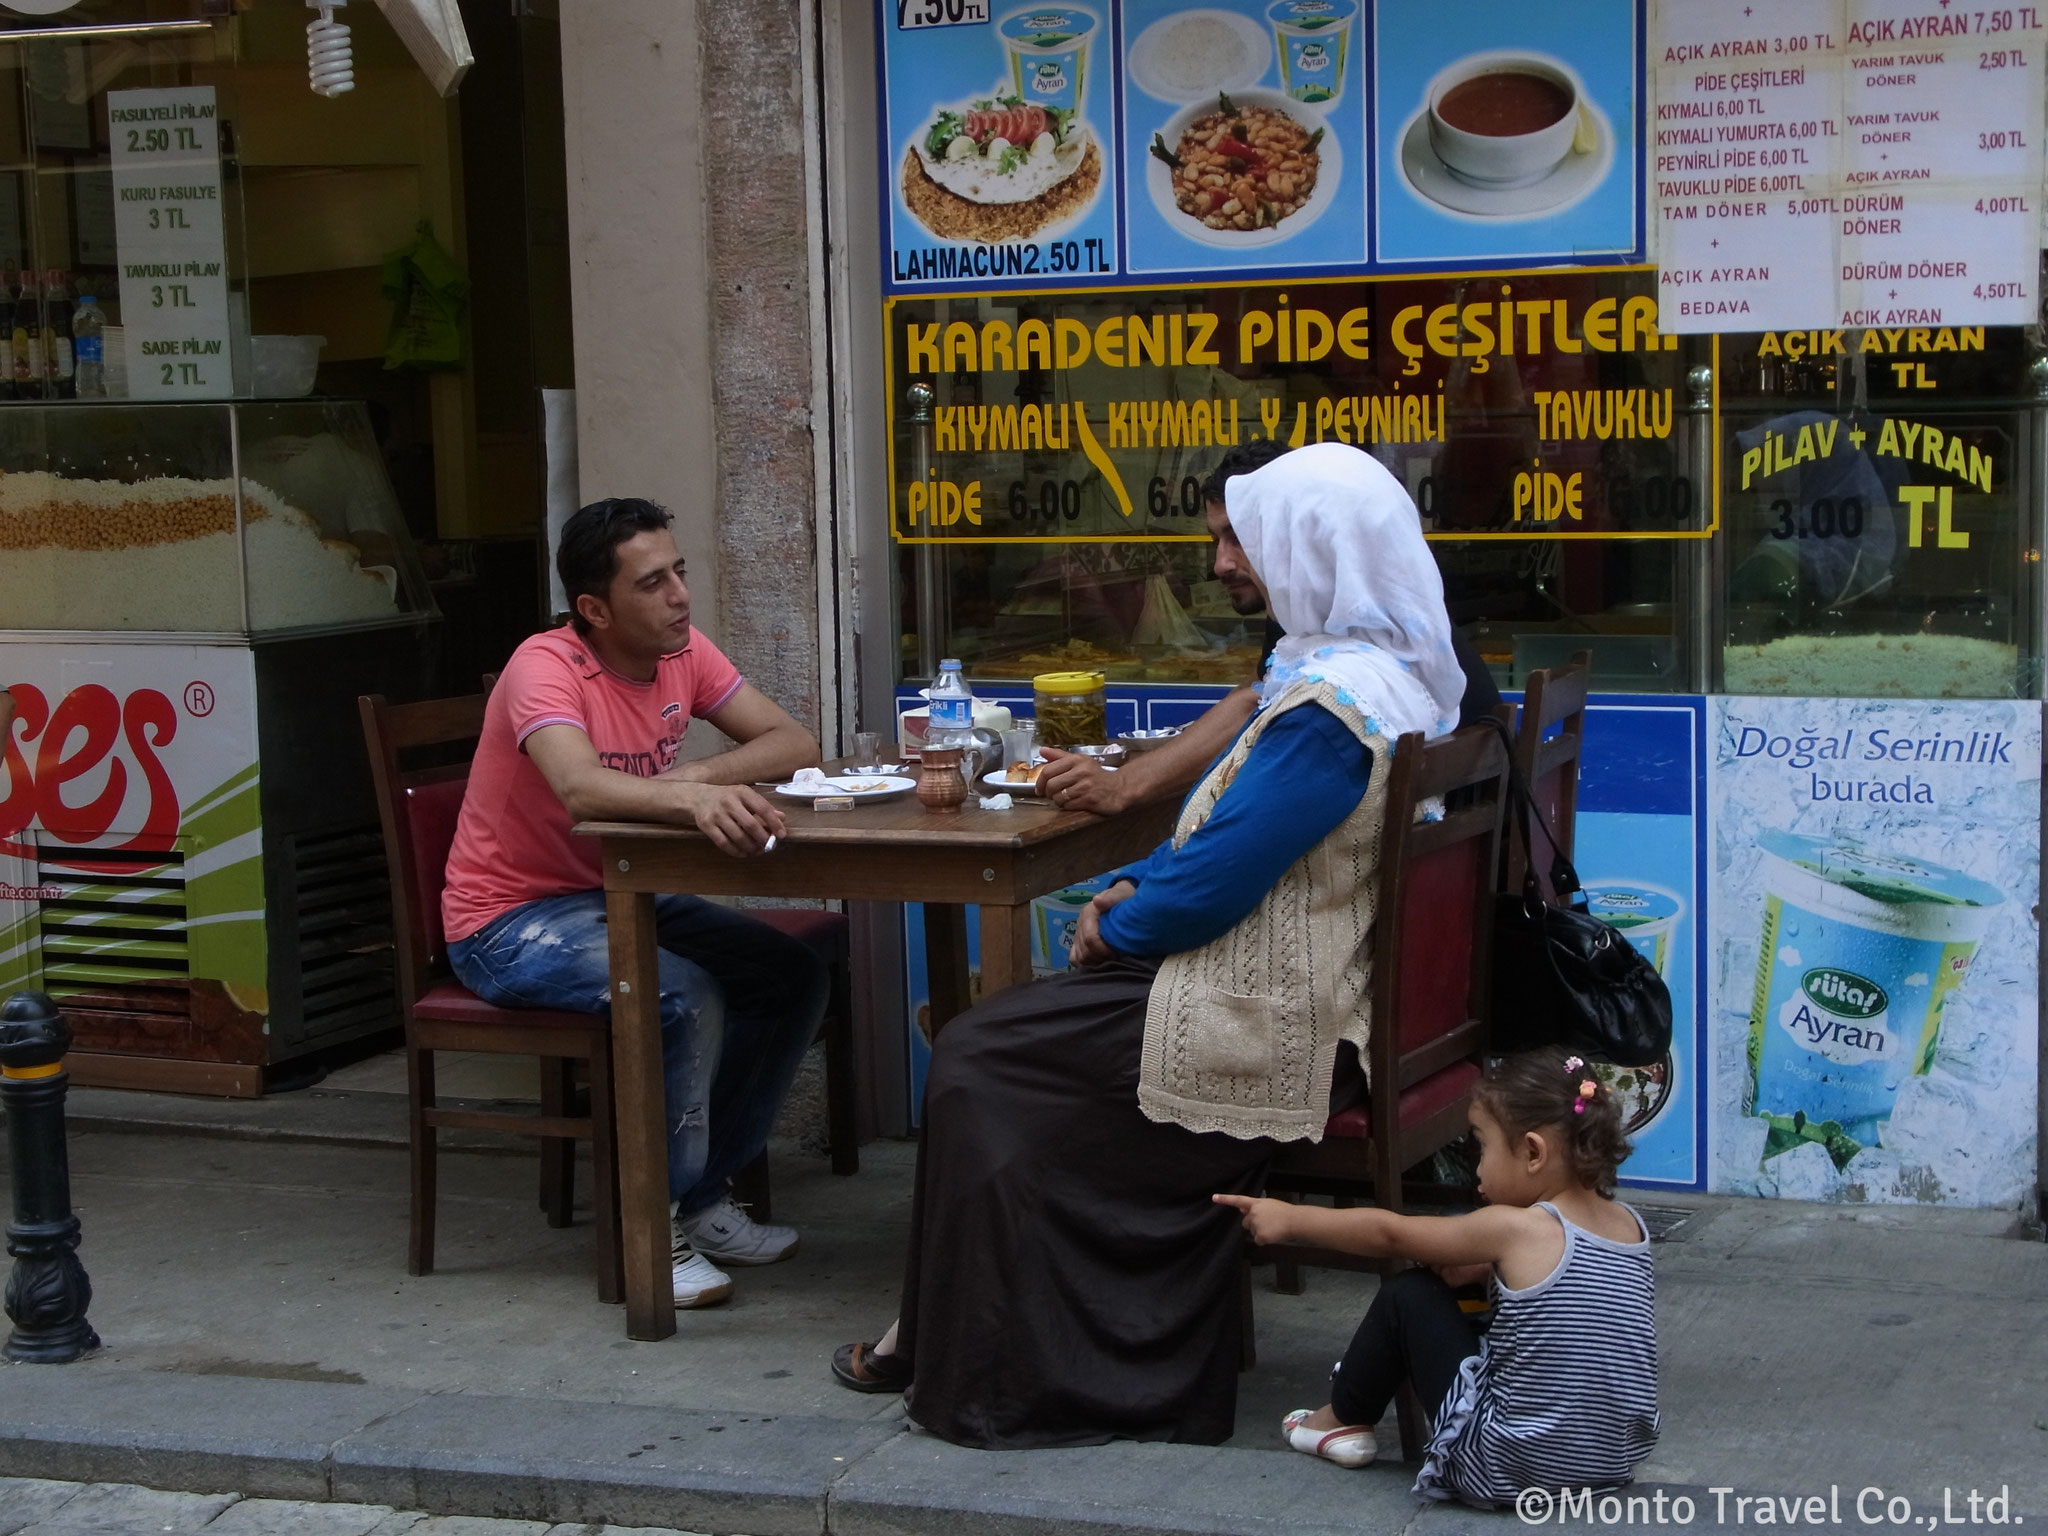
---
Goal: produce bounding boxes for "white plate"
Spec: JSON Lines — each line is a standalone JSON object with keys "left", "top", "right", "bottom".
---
{"left": 774, "top": 775, "right": 917, "bottom": 801}
{"left": 1127, "top": 9, "right": 1270, "bottom": 104}
{"left": 1393, "top": 94, "right": 1613, "bottom": 221}
{"left": 1145, "top": 88, "right": 1340, "bottom": 249}
{"left": 981, "top": 770, "right": 1051, "bottom": 797}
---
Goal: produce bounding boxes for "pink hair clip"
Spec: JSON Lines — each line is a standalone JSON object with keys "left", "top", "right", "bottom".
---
{"left": 1573, "top": 1076, "right": 1598, "bottom": 1114}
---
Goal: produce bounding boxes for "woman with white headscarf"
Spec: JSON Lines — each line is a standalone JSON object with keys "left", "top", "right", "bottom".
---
{"left": 832, "top": 445, "right": 1467, "bottom": 1448}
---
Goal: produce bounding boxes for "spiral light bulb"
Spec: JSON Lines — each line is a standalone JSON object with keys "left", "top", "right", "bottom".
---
{"left": 307, "top": 0, "right": 355, "bottom": 97}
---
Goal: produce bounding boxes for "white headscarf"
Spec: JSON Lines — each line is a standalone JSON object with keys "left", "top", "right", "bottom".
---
{"left": 1225, "top": 442, "right": 1464, "bottom": 741}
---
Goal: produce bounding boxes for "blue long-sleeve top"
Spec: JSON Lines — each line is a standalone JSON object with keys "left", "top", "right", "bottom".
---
{"left": 1095, "top": 702, "right": 1374, "bottom": 958}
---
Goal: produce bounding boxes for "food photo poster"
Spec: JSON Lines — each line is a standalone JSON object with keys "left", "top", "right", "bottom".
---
{"left": 1371, "top": 0, "right": 1642, "bottom": 265}
{"left": 878, "top": 0, "right": 1646, "bottom": 288}
{"left": 1121, "top": 0, "right": 1368, "bottom": 272}
{"left": 1706, "top": 698, "right": 2041, "bottom": 1208}
{"left": 1569, "top": 700, "right": 1707, "bottom": 1190}
{"left": 884, "top": 4, "right": 1122, "bottom": 288}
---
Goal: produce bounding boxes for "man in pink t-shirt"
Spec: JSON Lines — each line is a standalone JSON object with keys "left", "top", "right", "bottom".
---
{"left": 443, "top": 498, "right": 827, "bottom": 1309}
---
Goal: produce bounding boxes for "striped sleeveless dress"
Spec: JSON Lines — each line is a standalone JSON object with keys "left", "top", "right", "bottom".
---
{"left": 1414, "top": 1201, "right": 1660, "bottom": 1507}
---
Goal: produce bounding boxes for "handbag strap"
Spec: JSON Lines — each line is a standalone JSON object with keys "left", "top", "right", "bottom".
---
{"left": 1485, "top": 715, "right": 1585, "bottom": 908}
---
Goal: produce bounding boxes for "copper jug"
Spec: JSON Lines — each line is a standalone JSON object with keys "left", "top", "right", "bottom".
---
{"left": 916, "top": 746, "right": 970, "bottom": 814}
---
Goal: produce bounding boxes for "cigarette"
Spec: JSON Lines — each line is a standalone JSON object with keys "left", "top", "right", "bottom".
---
{"left": 762, "top": 835, "right": 778, "bottom": 853}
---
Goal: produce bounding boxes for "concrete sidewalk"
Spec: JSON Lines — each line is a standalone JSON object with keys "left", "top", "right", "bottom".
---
{"left": 0, "top": 1475, "right": 715, "bottom": 1535}
{"left": 0, "top": 1079, "right": 2044, "bottom": 1535}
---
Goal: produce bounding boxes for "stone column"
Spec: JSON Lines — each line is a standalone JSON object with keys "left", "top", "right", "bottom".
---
{"left": 558, "top": 0, "right": 725, "bottom": 644}
{"left": 700, "top": 1, "right": 825, "bottom": 735}
{"left": 558, "top": 0, "right": 827, "bottom": 735}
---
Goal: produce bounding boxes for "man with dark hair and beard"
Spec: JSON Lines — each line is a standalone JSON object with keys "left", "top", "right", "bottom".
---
{"left": 1035, "top": 441, "right": 1502, "bottom": 816}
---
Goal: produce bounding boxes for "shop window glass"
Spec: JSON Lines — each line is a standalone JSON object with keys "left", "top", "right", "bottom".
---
{"left": 1716, "top": 327, "right": 2040, "bottom": 699}
{"left": 0, "top": 18, "right": 244, "bottom": 389}
{"left": 889, "top": 269, "right": 1706, "bottom": 691}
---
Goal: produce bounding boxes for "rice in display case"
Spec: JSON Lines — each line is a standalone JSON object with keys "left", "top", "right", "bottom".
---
{"left": 0, "top": 401, "right": 432, "bottom": 638}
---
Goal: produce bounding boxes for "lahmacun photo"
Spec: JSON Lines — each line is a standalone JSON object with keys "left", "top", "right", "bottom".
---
{"left": 900, "top": 92, "right": 1103, "bottom": 243}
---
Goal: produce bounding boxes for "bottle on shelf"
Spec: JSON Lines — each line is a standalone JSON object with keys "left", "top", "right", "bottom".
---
{"left": 73, "top": 287, "right": 106, "bottom": 399}
{"left": 43, "top": 271, "right": 72, "bottom": 398}
{"left": 12, "top": 269, "right": 43, "bottom": 398}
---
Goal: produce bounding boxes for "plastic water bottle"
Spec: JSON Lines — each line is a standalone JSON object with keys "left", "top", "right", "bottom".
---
{"left": 925, "top": 659, "right": 975, "bottom": 747}
{"left": 73, "top": 290, "right": 106, "bottom": 399}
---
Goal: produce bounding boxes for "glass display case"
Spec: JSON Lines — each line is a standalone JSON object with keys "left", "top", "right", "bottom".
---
{"left": 0, "top": 399, "right": 436, "bottom": 635}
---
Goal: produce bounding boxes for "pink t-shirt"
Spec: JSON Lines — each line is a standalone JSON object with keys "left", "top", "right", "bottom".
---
{"left": 441, "top": 624, "right": 745, "bottom": 942}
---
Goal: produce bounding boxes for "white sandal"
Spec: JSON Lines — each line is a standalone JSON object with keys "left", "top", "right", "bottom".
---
{"left": 1281, "top": 1408, "right": 1376, "bottom": 1467}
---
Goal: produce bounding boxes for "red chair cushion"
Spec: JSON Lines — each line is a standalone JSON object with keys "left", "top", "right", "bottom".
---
{"left": 412, "top": 979, "right": 602, "bottom": 1031}
{"left": 751, "top": 908, "right": 850, "bottom": 955}
{"left": 1324, "top": 1059, "right": 1483, "bottom": 1141}
{"left": 404, "top": 776, "right": 471, "bottom": 969}
{"left": 1395, "top": 838, "right": 1484, "bottom": 1053}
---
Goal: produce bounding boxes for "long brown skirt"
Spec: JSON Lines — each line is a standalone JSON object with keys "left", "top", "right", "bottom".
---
{"left": 897, "top": 954, "right": 1275, "bottom": 1449}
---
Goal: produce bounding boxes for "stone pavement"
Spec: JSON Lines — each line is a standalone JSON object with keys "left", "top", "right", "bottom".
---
{"left": 0, "top": 1075, "right": 2045, "bottom": 1535}
{"left": 0, "top": 1476, "right": 714, "bottom": 1536}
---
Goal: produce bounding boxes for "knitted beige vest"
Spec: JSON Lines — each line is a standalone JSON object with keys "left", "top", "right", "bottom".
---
{"left": 1136, "top": 678, "right": 1391, "bottom": 1142}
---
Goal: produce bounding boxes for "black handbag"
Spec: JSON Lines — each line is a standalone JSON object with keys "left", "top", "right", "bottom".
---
{"left": 1487, "top": 721, "right": 1672, "bottom": 1068}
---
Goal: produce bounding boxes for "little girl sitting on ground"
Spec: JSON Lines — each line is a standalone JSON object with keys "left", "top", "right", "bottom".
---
{"left": 1216, "top": 1047, "right": 1660, "bottom": 1505}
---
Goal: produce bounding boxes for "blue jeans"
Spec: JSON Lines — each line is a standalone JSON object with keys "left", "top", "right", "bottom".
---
{"left": 447, "top": 891, "right": 829, "bottom": 1217}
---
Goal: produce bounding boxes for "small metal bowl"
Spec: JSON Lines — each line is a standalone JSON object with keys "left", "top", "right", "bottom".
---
{"left": 1070, "top": 743, "right": 1129, "bottom": 767}
{"left": 1115, "top": 728, "right": 1182, "bottom": 754}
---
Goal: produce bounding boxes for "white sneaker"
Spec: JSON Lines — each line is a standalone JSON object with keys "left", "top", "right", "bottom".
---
{"left": 1282, "top": 1408, "right": 1376, "bottom": 1467}
{"left": 674, "top": 1193, "right": 801, "bottom": 1267}
{"left": 669, "top": 1239, "right": 733, "bottom": 1308}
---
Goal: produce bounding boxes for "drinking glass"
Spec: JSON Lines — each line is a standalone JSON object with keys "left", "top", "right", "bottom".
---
{"left": 1002, "top": 723, "right": 1039, "bottom": 767}
{"left": 852, "top": 731, "right": 884, "bottom": 771}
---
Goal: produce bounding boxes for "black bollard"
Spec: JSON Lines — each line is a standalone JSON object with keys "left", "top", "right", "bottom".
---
{"left": 0, "top": 991, "right": 97, "bottom": 1362}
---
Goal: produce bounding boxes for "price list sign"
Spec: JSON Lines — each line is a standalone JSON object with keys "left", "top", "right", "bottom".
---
{"left": 1654, "top": 0, "right": 2045, "bottom": 333}
{"left": 108, "top": 86, "right": 233, "bottom": 400}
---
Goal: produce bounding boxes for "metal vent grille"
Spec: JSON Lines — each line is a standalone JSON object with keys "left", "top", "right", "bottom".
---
{"left": 292, "top": 824, "right": 396, "bottom": 1039}
{"left": 34, "top": 842, "right": 190, "bottom": 994}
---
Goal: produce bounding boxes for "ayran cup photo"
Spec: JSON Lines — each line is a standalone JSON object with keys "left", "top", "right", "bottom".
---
{"left": 1424, "top": 51, "right": 1583, "bottom": 189}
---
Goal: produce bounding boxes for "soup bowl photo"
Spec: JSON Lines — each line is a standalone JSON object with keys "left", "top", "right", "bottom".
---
{"left": 1425, "top": 51, "right": 1580, "bottom": 188}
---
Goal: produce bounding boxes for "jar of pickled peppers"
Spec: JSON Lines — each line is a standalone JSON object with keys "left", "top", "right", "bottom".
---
{"left": 1032, "top": 670, "right": 1108, "bottom": 748}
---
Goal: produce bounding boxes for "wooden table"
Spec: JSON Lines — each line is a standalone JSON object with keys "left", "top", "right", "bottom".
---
{"left": 578, "top": 769, "right": 1177, "bottom": 1340}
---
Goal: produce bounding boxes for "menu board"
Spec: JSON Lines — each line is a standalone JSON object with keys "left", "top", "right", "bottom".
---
{"left": 884, "top": 268, "right": 1701, "bottom": 546}
{"left": 108, "top": 86, "right": 233, "bottom": 400}
{"left": 879, "top": 0, "right": 1646, "bottom": 291}
{"left": 1653, "top": 0, "right": 2047, "bottom": 333}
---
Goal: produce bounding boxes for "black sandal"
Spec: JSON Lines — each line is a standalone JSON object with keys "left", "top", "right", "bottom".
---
{"left": 831, "top": 1340, "right": 912, "bottom": 1395}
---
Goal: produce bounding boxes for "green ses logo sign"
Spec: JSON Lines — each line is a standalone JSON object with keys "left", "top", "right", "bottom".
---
{"left": 1801, "top": 967, "right": 1887, "bottom": 1019}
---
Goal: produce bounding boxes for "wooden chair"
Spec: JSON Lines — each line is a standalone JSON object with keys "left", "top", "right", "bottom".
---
{"left": 358, "top": 692, "right": 623, "bottom": 1302}
{"left": 1504, "top": 650, "right": 1591, "bottom": 902}
{"left": 1249, "top": 722, "right": 1510, "bottom": 1459}
{"left": 726, "top": 906, "right": 861, "bottom": 1219}
{"left": 744, "top": 908, "right": 860, "bottom": 1180}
